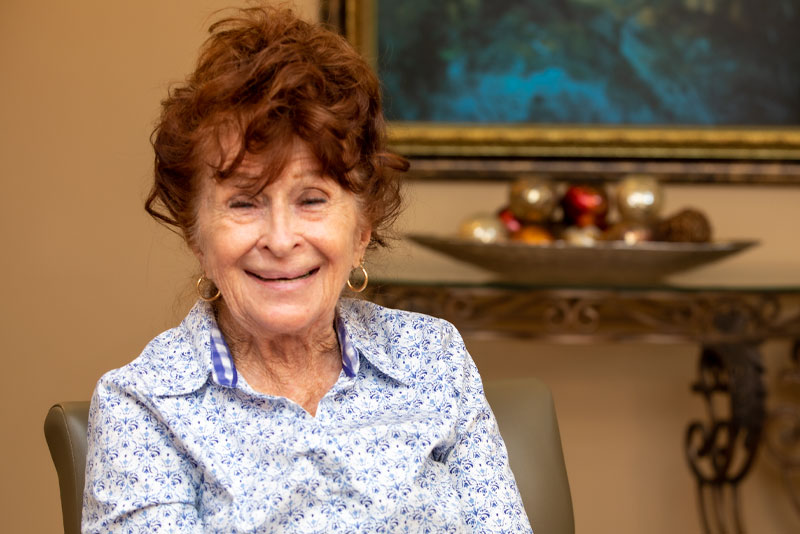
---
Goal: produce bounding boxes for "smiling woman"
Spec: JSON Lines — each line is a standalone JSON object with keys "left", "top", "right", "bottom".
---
{"left": 81, "top": 4, "right": 533, "bottom": 533}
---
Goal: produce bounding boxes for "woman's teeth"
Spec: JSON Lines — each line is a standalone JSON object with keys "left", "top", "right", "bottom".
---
{"left": 250, "top": 269, "right": 316, "bottom": 282}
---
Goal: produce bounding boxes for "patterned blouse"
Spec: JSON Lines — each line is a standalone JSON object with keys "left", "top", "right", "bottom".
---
{"left": 82, "top": 298, "right": 532, "bottom": 533}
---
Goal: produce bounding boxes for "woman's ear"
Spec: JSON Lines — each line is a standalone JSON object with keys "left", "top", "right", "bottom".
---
{"left": 355, "top": 226, "right": 372, "bottom": 266}
{"left": 189, "top": 237, "right": 205, "bottom": 265}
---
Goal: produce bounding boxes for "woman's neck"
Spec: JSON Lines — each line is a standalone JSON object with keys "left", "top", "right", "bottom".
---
{"left": 215, "top": 303, "right": 343, "bottom": 416}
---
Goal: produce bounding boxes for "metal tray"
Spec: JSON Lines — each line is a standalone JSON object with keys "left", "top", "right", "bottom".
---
{"left": 406, "top": 234, "right": 758, "bottom": 285}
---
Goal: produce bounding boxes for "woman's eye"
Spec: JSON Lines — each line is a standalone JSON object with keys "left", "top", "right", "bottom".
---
{"left": 300, "top": 196, "right": 326, "bottom": 206}
{"left": 229, "top": 200, "right": 255, "bottom": 209}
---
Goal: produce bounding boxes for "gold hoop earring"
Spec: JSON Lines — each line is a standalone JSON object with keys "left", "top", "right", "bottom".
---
{"left": 196, "top": 275, "right": 221, "bottom": 302}
{"left": 347, "top": 263, "right": 368, "bottom": 293}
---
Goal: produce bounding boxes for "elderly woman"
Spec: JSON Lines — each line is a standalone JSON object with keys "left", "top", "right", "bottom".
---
{"left": 83, "top": 5, "right": 531, "bottom": 533}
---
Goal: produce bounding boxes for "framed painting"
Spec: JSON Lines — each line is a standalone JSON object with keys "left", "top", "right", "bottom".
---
{"left": 323, "top": 0, "right": 800, "bottom": 163}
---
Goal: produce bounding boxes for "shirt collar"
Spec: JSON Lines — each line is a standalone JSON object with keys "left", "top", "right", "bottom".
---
{"left": 139, "top": 300, "right": 217, "bottom": 397}
{"left": 208, "top": 304, "right": 361, "bottom": 389}
{"left": 335, "top": 311, "right": 360, "bottom": 378}
{"left": 147, "top": 298, "right": 409, "bottom": 397}
{"left": 335, "top": 299, "right": 410, "bottom": 386}
{"left": 209, "top": 317, "right": 238, "bottom": 387}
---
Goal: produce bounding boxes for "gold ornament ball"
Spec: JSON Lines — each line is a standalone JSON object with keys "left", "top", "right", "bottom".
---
{"left": 616, "top": 175, "right": 663, "bottom": 223}
{"left": 458, "top": 214, "right": 507, "bottom": 243}
{"left": 509, "top": 177, "right": 557, "bottom": 223}
{"left": 511, "top": 224, "right": 553, "bottom": 245}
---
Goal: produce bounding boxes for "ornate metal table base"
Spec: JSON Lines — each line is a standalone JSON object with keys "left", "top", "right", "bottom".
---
{"left": 686, "top": 343, "right": 765, "bottom": 534}
{"left": 365, "top": 281, "right": 800, "bottom": 532}
{"left": 764, "top": 341, "right": 800, "bottom": 517}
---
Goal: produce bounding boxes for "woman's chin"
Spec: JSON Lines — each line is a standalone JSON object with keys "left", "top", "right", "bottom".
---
{"left": 246, "top": 306, "right": 333, "bottom": 338}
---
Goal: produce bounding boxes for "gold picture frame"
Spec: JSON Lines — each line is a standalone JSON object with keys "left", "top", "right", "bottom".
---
{"left": 324, "top": 0, "right": 800, "bottom": 163}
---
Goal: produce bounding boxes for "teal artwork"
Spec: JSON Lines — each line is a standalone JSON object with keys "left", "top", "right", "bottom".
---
{"left": 377, "top": 0, "right": 800, "bottom": 125}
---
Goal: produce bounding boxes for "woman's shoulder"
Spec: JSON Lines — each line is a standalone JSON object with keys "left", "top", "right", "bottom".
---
{"left": 340, "top": 297, "right": 458, "bottom": 338}
{"left": 338, "top": 298, "right": 468, "bottom": 374}
{"left": 96, "top": 302, "right": 212, "bottom": 398}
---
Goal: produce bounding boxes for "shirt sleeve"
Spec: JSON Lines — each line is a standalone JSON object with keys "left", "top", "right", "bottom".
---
{"left": 82, "top": 375, "right": 203, "bottom": 533}
{"left": 441, "top": 324, "right": 534, "bottom": 533}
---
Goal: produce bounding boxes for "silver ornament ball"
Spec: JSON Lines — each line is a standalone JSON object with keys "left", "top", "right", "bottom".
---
{"left": 616, "top": 175, "right": 663, "bottom": 223}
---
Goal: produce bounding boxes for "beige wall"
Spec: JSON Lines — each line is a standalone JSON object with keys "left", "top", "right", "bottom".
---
{"left": 1, "top": 1, "right": 798, "bottom": 533}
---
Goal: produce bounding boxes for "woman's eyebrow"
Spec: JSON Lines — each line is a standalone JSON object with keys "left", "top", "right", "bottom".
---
{"left": 225, "top": 171, "right": 266, "bottom": 192}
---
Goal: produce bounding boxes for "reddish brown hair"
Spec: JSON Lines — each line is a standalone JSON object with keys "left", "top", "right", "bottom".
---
{"left": 146, "top": 5, "right": 408, "bottom": 247}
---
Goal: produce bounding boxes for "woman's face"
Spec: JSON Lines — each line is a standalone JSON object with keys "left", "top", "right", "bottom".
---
{"left": 192, "top": 140, "right": 371, "bottom": 340}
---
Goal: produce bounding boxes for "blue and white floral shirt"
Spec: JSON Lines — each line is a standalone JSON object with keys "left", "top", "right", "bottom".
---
{"left": 83, "top": 298, "right": 532, "bottom": 533}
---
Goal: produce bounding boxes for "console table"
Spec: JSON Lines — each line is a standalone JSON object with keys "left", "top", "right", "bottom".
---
{"left": 366, "top": 280, "right": 800, "bottom": 534}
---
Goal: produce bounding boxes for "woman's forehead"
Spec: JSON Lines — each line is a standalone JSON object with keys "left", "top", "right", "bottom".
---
{"left": 208, "top": 134, "right": 323, "bottom": 183}
{"left": 243, "top": 146, "right": 319, "bottom": 174}
{"left": 232, "top": 152, "right": 323, "bottom": 187}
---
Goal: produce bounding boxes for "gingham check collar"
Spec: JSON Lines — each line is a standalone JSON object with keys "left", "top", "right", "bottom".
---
{"left": 208, "top": 311, "right": 359, "bottom": 388}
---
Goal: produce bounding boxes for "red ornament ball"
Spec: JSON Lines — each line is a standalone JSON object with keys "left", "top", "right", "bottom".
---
{"left": 561, "top": 184, "right": 609, "bottom": 228}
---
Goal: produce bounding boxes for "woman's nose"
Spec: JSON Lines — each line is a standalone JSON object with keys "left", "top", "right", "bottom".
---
{"left": 257, "top": 205, "right": 300, "bottom": 256}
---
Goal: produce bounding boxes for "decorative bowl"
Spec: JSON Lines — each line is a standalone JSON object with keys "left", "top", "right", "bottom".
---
{"left": 407, "top": 233, "right": 758, "bottom": 285}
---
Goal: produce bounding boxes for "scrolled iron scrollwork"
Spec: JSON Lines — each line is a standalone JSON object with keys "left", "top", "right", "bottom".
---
{"left": 685, "top": 343, "right": 765, "bottom": 534}
{"left": 764, "top": 340, "right": 800, "bottom": 517}
{"left": 543, "top": 298, "right": 600, "bottom": 334}
{"left": 366, "top": 283, "right": 800, "bottom": 343}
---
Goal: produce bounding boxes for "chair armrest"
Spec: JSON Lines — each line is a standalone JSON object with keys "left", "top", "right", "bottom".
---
{"left": 44, "top": 401, "right": 90, "bottom": 534}
{"left": 484, "top": 377, "right": 574, "bottom": 534}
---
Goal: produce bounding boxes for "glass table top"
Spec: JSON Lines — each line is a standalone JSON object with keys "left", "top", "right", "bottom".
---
{"left": 372, "top": 277, "right": 800, "bottom": 293}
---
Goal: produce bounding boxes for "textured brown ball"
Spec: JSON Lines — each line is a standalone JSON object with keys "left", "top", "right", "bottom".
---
{"left": 656, "top": 208, "right": 712, "bottom": 243}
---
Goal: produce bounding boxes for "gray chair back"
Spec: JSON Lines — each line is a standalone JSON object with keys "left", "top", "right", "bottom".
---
{"left": 484, "top": 377, "right": 575, "bottom": 534}
{"left": 44, "top": 401, "right": 90, "bottom": 534}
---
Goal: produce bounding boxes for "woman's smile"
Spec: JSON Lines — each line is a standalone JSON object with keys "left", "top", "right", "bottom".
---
{"left": 245, "top": 267, "right": 319, "bottom": 283}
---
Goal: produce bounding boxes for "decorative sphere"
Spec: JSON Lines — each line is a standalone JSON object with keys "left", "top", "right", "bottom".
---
{"left": 496, "top": 207, "right": 522, "bottom": 233}
{"left": 563, "top": 225, "right": 601, "bottom": 246}
{"left": 603, "top": 221, "right": 654, "bottom": 244}
{"left": 511, "top": 224, "right": 553, "bottom": 245}
{"left": 458, "top": 214, "right": 507, "bottom": 243}
{"left": 561, "top": 184, "right": 609, "bottom": 228}
{"left": 616, "top": 175, "right": 663, "bottom": 223}
{"left": 508, "top": 177, "right": 557, "bottom": 223}
{"left": 655, "top": 208, "right": 712, "bottom": 243}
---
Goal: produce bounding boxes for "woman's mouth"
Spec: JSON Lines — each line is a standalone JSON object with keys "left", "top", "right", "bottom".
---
{"left": 247, "top": 268, "right": 319, "bottom": 282}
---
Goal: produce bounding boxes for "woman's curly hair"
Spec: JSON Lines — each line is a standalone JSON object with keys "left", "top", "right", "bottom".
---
{"left": 146, "top": 5, "right": 408, "bottom": 248}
